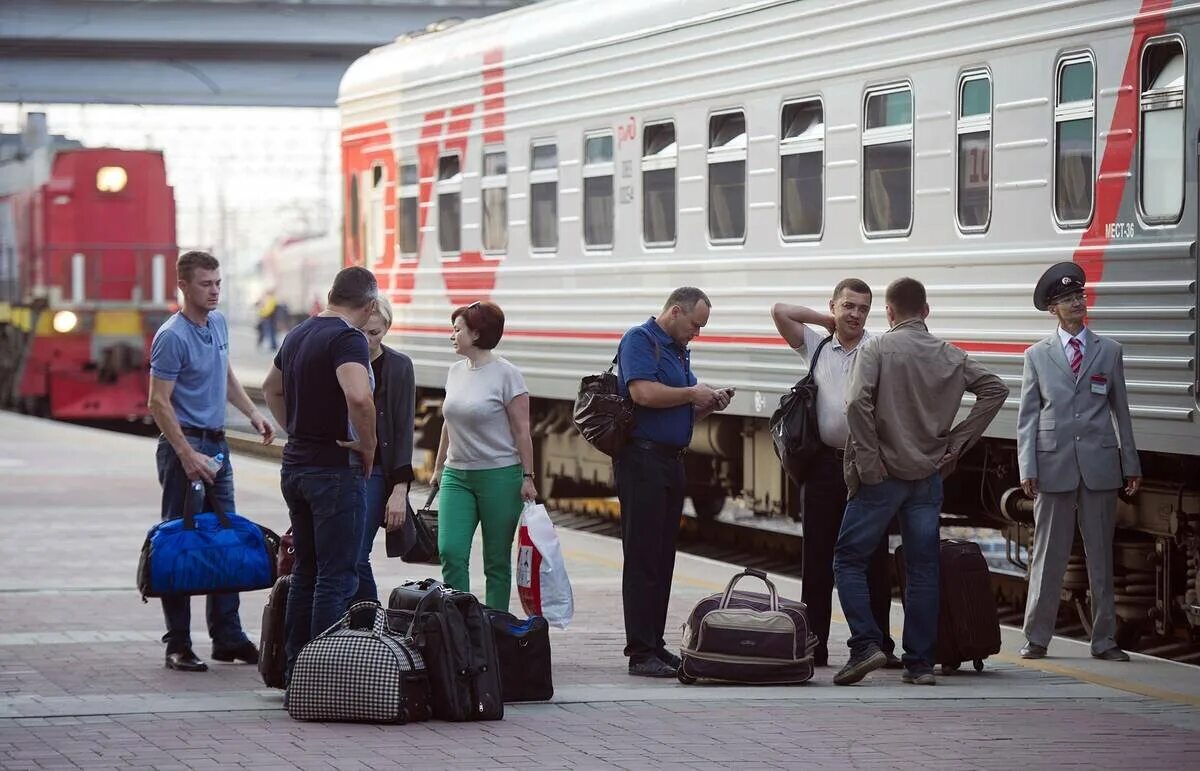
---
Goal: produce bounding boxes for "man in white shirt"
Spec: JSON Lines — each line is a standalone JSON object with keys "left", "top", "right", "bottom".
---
{"left": 771, "top": 278, "right": 897, "bottom": 669}
{"left": 1017, "top": 262, "right": 1141, "bottom": 661}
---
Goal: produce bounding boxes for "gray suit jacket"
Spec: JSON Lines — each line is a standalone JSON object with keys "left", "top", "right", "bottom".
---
{"left": 1016, "top": 329, "right": 1141, "bottom": 493}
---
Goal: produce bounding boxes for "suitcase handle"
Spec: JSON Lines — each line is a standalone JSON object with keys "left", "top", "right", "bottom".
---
{"left": 719, "top": 568, "right": 779, "bottom": 611}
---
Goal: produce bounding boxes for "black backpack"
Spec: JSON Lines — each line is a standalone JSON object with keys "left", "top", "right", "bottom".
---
{"left": 769, "top": 336, "right": 831, "bottom": 484}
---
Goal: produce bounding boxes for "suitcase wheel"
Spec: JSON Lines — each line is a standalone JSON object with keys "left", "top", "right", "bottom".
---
{"left": 677, "top": 671, "right": 697, "bottom": 685}
{"left": 973, "top": 659, "right": 984, "bottom": 672}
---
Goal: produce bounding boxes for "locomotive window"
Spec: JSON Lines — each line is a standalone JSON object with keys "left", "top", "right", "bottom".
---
{"left": 642, "top": 121, "right": 677, "bottom": 247}
{"left": 482, "top": 148, "right": 508, "bottom": 253}
{"left": 583, "top": 132, "right": 614, "bottom": 249}
{"left": 708, "top": 111, "right": 747, "bottom": 243}
{"left": 956, "top": 71, "right": 992, "bottom": 232}
{"left": 437, "top": 154, "right": 462, "bottom": 254}
{"left": 1054, "top": 53, "right": 1095, "bottom": 227}
{"left": 780, "top": 99, "right": 824, "bottom": 240}
{"left": 1140, "top": 39, "right": 1185, "bottom": 224}
{"left": 530, "top": 141, "right": 558, "bottom": 251}
{"left": 862, "top": 85, "right": 913, "bottom": 235}
{"left": 397, "top": 163, "right": 418, "bottom": 256}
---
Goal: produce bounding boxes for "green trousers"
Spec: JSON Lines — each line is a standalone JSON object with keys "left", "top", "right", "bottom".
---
{"left": 438, "top": 464, "right": 524, "bottom": 611}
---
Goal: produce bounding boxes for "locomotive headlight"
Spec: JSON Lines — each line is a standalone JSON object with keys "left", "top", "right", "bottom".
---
{"left": 96, "top": 166, "right": 127, "bottom": 193}
{"left": 53, "top": 310, "right": 78, "bottom": 333}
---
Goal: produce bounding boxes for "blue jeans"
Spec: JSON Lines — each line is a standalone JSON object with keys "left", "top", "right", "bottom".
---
{"left": 154, "top": 435, "right": 249, "bottom": 653}
{"left": 834, "top": 473, "right": 942, "bottom": 670}
{"left": 281, "top": 465, "right": 365, "bottom": 676}
{"left": 352, "top": 467, "right": 387, "bottom": 604}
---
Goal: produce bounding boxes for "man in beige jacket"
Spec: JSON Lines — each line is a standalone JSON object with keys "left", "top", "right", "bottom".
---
{"left": 833, "top": 278, "right": 1008, "bottom": 687}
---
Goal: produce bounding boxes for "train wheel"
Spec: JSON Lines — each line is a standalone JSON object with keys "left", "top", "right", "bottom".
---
{"left": 691, "top": 494, "right": 725, "bottom": 523}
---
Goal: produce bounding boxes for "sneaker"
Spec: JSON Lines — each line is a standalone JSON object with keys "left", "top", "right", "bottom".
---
{"left": 901, "top": 668, "right": 936, "bottom": 685}
{"left": 629, "top": 658, "right": 677, "bottom": 678}
{"left": 833, "top": 646, "right": 887, "bottom": 686}
{"left": 656, "top": 650, "right": 682, "bottom": 670}
{"left": 212, "top": 640, "right": 260, "bottom": 665}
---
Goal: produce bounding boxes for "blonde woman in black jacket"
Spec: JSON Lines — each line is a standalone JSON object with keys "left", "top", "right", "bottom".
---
{"left": 349, "top": 295, "right": 416, "bottom": 602}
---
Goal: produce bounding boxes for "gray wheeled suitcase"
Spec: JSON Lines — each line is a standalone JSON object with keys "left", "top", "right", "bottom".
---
{"left": 287, "top": 601, "right": 432, "bottom": 724}
{"left": 678, "top": 568, "right": 817, "bottom": 685}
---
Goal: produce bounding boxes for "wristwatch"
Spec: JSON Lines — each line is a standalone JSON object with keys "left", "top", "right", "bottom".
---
{"left": 523, "top": 472, "right": 536, "bottom": 479}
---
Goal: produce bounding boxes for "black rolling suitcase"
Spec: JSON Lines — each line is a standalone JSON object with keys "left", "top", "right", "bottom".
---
{"left": 894, "top": 538, "right": 1001, "bottom": 672}
{"left": 484, "top": 609, "right": 554, "bottom": 702}
{"left": 258, "top": 574, "right": 291, "bottom": 688}
{"left": 387, "top": 579, "right": 504, "bottom": 721}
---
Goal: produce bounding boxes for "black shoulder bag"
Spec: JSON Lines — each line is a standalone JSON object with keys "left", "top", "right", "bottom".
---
{"left": 573, "top": 329, "right": 659, "bottom": 457}
{"left": 769, "top": 335, "right": 832, "bottom": 485}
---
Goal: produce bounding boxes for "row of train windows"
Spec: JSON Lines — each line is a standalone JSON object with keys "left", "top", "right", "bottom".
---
{"left": 384, "top": 39, "right": 1185, "bottom": 256}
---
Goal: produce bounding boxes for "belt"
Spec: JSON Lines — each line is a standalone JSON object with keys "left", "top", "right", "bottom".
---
{"left": 630, "top": 438, "right": 687, "bottom": 459}
{"left": 824, "top": 445, "right": 846, "bottom": 460}
{"left": 181, "top": 426, "right": 225, "bottom": 441}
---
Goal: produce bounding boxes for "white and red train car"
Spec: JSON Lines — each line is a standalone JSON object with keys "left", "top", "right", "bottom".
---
{"left": 0, "top": 114, "right": 177, "bottom": 422}
{"left": 339, "top": 1, "right": 1200, "bottom": 643}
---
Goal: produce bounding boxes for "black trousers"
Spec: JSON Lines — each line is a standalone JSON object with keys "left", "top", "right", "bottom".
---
{"left": 804, "top": 446, "right": 895, "bottom": 658}
{"left": 614, "top": 443, "right": 686, "bottom": 663}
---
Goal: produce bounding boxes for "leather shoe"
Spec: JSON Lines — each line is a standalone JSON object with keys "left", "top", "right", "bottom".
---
{"left": 1092, "top": 647, "right": 1130, "bottom": 662}
{"left": 628, "top": 658, "right": 677, "bottom": 678}
{"left": 212, "top": 641, "right": 259, "bottom": 665}
{"left": 656, "top": 650, "right": 682, "bottom": 670}
{"left": 165, "top": 650, "right": 208, "bottom": 672}
{"left": 1019, "top": 642, "right": 1047, "bottom": 659}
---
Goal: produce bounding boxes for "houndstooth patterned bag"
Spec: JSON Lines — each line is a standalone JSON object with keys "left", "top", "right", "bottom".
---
{"left": 287, "top": 601, "right": 432, "bottom": 724}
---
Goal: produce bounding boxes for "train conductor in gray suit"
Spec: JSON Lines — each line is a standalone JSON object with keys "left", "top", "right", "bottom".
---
{"left": 1017, "top": 262, "right": 1142, "bottom": 662}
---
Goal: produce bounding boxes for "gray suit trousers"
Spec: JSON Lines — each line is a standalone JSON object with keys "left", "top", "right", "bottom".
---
{"left": 1022, "top": 485, "right": 1119, "bottom": 654}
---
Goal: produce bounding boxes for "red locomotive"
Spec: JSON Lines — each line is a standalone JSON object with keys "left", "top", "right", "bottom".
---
{"left": 0, "top": 113, "right": 177, "bottom": 422}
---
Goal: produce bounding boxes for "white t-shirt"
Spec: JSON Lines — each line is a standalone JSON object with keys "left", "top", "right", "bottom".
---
{"left": 442, "top": 356, "right": 528, "bottom": 470}
{"left": 793, "top": 325, "right": 873, "bottom": 450}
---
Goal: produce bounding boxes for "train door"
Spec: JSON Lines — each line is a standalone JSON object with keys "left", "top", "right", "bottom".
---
{"left": 365, "top": 163, "right": 386, "bottom": 268}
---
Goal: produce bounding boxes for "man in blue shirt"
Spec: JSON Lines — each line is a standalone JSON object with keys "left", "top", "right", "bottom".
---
{"left": 148, "top": 250, "right": 275, "bottom": 673}
{"left": 615, "top": 287, "right": 731, "bottom": 677}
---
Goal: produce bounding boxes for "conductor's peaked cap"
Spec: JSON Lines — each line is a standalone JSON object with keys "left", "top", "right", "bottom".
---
{"left": 1033, "top": 262, "right": 1086, "bottom": 311}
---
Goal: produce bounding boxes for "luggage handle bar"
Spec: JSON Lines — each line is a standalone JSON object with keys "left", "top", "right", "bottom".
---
{"left": 719, "top": 568, "right": 779, "bottom": 611}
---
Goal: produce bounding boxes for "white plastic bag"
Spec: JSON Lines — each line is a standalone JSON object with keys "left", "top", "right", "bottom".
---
{"left": 516, "top": 502, "right": 574, "bottom": 629}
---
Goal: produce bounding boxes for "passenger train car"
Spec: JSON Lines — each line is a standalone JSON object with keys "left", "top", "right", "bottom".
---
{"left": 339, "top": 0, "right": 1200, "bottom": 644}
{"left": 0, "top": 114, "right": 177, "bottom": 422}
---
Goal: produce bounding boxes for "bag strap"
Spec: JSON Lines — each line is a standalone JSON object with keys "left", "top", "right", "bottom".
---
{"left": 181, "top": 480, "right": 232, "bottom": 530}
{"left": 612, "top": 326, "right": 662, "bottom": 372}
{"left": 719, "top": 567, "right": 779, "bottom": 611}
{"left": 420, "top": 485, "right": 438, "bottom": 511}
{"left": 809, "top": 334, "right": 833, "bottom": 373}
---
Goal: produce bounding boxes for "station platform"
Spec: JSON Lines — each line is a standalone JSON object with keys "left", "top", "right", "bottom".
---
{"left": 2, "top": 412, "right": 1200, "bottom": 770}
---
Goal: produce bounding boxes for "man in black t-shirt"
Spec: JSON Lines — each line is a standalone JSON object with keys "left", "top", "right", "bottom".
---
{"left": 262, "top": 266, "right": 378, "bottom": 679}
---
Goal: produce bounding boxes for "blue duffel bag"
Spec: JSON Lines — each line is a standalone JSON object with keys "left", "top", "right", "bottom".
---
{"left": 137, "top": 481, "right": 280, "bottom": 599}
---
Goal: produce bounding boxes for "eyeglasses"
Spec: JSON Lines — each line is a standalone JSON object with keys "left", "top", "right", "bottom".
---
{"left": 1053, "top": 291, "right": 1088, "bottom": 306}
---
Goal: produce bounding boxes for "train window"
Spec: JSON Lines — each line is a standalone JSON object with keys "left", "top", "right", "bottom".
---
{"left": 530, "top": 141, "right": 558, "bottom": 251}
{"left": 956, "top": 71, "right": 992, "bottom": 232}
{"left": 367, "top": 162, "right": 386, "bottom": 265}
{"left": 779, "top": 99, "right": 824, "bottom": 240}
{"left": 583, "top": 132, "right": 614, "bottom": 249}
{"left": 862, "top": 85, "right": 913, "bottom": 235}
{"left": 1054, "top": 53, "right": 1095, "bottom": 227}
{"left": 397, "top": 163, "right": 418, "bottom": 255}
{"left": 1140, "top": 39, "right": 1185, "bottom": 224}
{"left": 642, "top": 121, "right": 677, "bottom": 247}
{"left": 437, "top": 154, "right": 462, "bottom": 254}
{"left": 481, "top": 148, "right": 508, "bottom": 253}
{"left": 708, "top": 110, "right": 747, "bottom": 243}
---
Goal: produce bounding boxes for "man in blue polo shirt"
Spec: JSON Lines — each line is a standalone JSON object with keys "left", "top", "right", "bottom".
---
{"left": 615, "top": 287, "right": 731, "bottom": 677}
{"left": 148, "top": 250, "right": 275, "bottom": 673}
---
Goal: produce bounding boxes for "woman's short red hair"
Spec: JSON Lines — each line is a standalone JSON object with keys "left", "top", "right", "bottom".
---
{"left": 451, "top": 301, "right": 505, "bottom": 350}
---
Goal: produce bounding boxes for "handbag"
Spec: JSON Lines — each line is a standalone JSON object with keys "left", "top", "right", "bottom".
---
{"left": 573, "top": 329, "right": 659, "bottom": 457}
{"left": 385, "top": 485, "right": 439, "bottom": 564}
{"left": 136, "top": 481, "right": 279, "bottom": 600}
{"left": 768, "top": 335, "right": 831, "bottom": 485}
{"left": 277, "top": 527, "right": 294, "bottom": 576}
{"left": 484, "top": 609, "right": 554, "bottom": 702}
{"left": 287, "top": 601, "right": 432, "bottom": 724}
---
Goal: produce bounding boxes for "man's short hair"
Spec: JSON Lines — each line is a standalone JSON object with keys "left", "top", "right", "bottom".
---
{"left": 177, "top": 250, "right": 219, "bottom": 282}
{"left": 327, "top": 266, "right": 378, "bottom": 309}
{"left": 832, "top": 278, "right": 872, "bottom": 302}
{"left": 885, "top": 277, "right": 927, "bottom": 318}
{"left": 663, "top": 286, "right": 711, "bottom": 313}
{"left": 451, "top": 301, "right": 505, "bottom": 350}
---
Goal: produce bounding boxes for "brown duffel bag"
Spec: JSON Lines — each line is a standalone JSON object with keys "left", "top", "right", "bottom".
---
{"left": 678, "top": 568, "right": 817, "bottom": 685}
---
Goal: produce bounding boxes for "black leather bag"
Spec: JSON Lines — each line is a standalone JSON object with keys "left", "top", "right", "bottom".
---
{"left": 257, "top": 573, "right": 291, "bottom": 689}
{"left": 387, "top": 579, "right": 504, "bottom": 721}
{"left": 385, "top": 486, "right": 439, "bottom": 564}
{"left": 484, "top": 609, "right": 554, "bottom": 702}
{"left": 769, "top": 336, "right": 831, "bottom": 485}
{"left": 572, "top": 353, "right": 634, "bottom": 458}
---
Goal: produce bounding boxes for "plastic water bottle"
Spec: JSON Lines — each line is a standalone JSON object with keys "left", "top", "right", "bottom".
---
{"left": 203, "top": 452, "right": 224, "bottom": 477}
